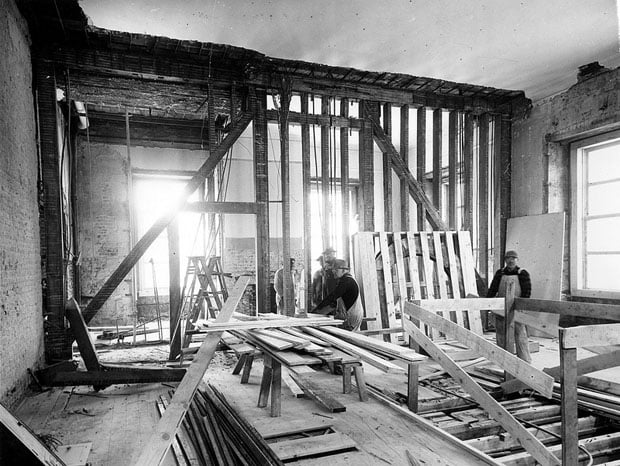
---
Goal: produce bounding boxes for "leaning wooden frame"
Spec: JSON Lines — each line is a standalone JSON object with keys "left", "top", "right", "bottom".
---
{"left": 498, "top": 298, "right": 620, "bottom": 466}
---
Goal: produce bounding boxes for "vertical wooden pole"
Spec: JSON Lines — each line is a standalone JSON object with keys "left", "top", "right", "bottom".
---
{"left": 207, "top": 83, "right": 216, "bottom": 251}
{"left": 478, "top": 114, "right": 490, "bottom": 281}
{"left": 498, "top": 115, "right": 512, "bottom": 269}
{"left": 400, "top": 105, "right": 410, "bottom": 231}
{"left": 321, "top": 96, "right": 331, "bottom": 248}
{"left": 301, "top": 94, "right": 312, "bottom": 314}
{"left": 448, "top": 111, "right": 458, "bottom": 230}
{"left": 168, "top": 218, "right": 181, "bottom": 360}
{"left": 462, "top": 113, "right": 474, "bottom": 233}
{"left": 360, "top": 101, "right": 375, "bottom": 231}
{"left": 432, "top": 109, "right": 443, "bottom": 214}
{"left": 560, "top": 329, "right": 578, "bottom": 466}
{"left": 383, "top": 103, "right": 393, "bottom": 231}
{"left": 340, "top": 98, "right": 350, "bottom": 263}
{"left": 253, "top": 91, "right": 270, "bottom": 314}
{"left": 416, "top": 107, "right": 427, "bottom": 229}
{"left": 279, "top": 82, "right": 293, "bottom": 317}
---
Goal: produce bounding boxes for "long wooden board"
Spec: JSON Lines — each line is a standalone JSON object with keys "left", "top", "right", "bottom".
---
{"left": 405, "top": 303, "right": 553, "bottom": 397}
{"left": 135, "top": 276, "right": 250, "bottom": 466}
{"left": 402, "top": 318, "right": 560, "bottom": 466}
{"left": 268, "top": 432, "right": 356, "bottom": 460}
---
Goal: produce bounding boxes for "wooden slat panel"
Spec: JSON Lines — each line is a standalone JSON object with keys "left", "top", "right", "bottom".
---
{"left": 445, "top": 231, "right": 462, "bottom": 299}
{"left": 406, "top": 232, "right": 422, "bottom": 300}
{"left": 433, "top": 232, "right": 448, "bottom": 298}
{"left": 393, "top": 233, "right": 409, "bottom": 315}
{"left": 355, "top": 233, "right": 381, "bottom": 331}
{"left": 379, "top": 232, "right": 398, "bottom": 339}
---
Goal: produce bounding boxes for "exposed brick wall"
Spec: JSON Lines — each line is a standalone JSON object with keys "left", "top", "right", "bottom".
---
{"left": 0, "top": 0, "right": 44, "bottom": 407}
{"left": 76, "top": 139, "right": 133, "bottom": 325}
{"left": 512, "top": 66, "right": 620, "bottom": 302}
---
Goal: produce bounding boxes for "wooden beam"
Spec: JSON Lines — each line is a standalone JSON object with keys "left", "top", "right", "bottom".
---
{"left": 340, "top": 98, "right": 350, "bottom": 263}
{"left": 416, "top": 107, "right": 427, "bottom": 228}
{"left": 514, "top": 298, "right": 620, "bottom": 321}
{"left": 253, "top": 92, "right": 270, "bottom": 315}
{"left": 478, "top": 114, "right": 490, "bottom": 281}
{"left": 183, "top": 201, "right": 257, "bottom": 214}
{"left": 462, "top": 113, "right": 474, "bottom": 232}
{"left": 266, "top": 109, "right": 364, "bottom": 128}
{"left": 44, "top": 367, "right": 186, "bottom": 385}
{"left": 359, "top": 101, "right": 375, "bottom": 231}
{"left": 448, "top": 111, "right": 458, "bottom": 229}
{"left": 383, "top": 103, "right": 393, "bottom": 231}
{"left": 83, "top": 112, "right": 253, "bottom": 322}
{"left": 135, "top": 275, "right": 250, "bottom": 466}
{"left": 301, "top": 93, "right": 313, "bottom": 313}
{"left": 65, "top": 298, "right": 101, "bottom": 372}
{"left": 561, "top": 323, "right": 620, "bottom": 349}
{"left": 168, "top": 219, "right": 181, "bottom": 360}
{"left": 368, "top": 108, "right": 448, "bottom": 230}
{"left": 400, "top": 104, "right": 410, "bottom": 230}
{"left": 405, "top": 303, "right": 553, "bottom": 397}
{"left": 544, "top": 348, "right": 620, "bottom": 379}
{"left": 321, "top": 96, "right": 331, "bottom": 247}
{"left": 0, "top": 402, "right": 66, "bottom": 466}
{"left": 560, "top": 328, "right": 579, "bottom": 466}
{"left": 279, "top": 81, "right": 294, "bottom": 317}
{"left": 432, "top": 109, "right": 442, "bottom": 212}
{"left": 414, "top": 298, "right": 505, "bottom": 313}
{"left": 402, "top": 318, "right": 560, "bottom": 466}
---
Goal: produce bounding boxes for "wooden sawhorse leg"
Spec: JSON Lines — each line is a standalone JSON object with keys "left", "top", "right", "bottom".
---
{"left": 407, "top": 363, "right": 419, "bottom": 412}
{"left": 232, "top": 354, "right": 247, "bottom": 375}
{"left": 257, "top": 355, "right": 282, "bottom": 417}
{"left": 340, "top": 362, "right": 368, "bottom": 402}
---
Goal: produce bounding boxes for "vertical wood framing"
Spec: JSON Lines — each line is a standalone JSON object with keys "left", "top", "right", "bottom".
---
{"left": 445, "top": 231, "right": 462, "bottom": 298}
{"left": 355, "top": 233, "right": 381, "bottom": 332}
{"left": 416, "top": 107, "right": 427, "bottom": 229}
{"left": 405, "top": 232, "right": 422, "bottom": 300}
{"left": 321, "top": 96, "right": 331, "bottom": 247}
{"left": 393, "top": 233, "right": 409, "bottom": 314}
{"left": 253, "top": 93, "right": 270, "bottom": 314}
{"left": 432, "top": 109, "right": 442, "bottom": 212}
{"left": 448, "top": 111, "right": 458, "bottom": 230}
{"left": 359, "top": 101, "right": 375, "bottom": 231}
{"left": 341, "top": 99, "right": 350, "bottom": 263}
{"left": 207, "top": 83, "right": 217, "bottom": 246}
{"left": 432, "top": 232, "right": 448, "bottom": 298}
{"left": 279, "top": 83, "right": 294, "bottom": 316}
{"left": 378, "top": 232, "right": 398, "bottom": 340}
{"left": 498, "top": 115, "right": 512, "bottom": 267}
{"left": 383, "top": 103, "right": 393, "bottom": 231}
{"left": 400, "top": 105, "right": 410, "bottom": 231}
{"left": 462, "top": 113, "right": 474, "bottom": 233}
{"left": 560, "top": 329, "right": 578, "bottom": 466}
{"left": 301, "top": 94, "right": 313, "bottom": 313}
{"left": 418, "top": 232, "right": 434, "bottom": 299}
{"left": 168, "top": 219, "right": 181, "bottom": 359}
{"left": 478, "top": 114, "right": 490, "bottom": 281}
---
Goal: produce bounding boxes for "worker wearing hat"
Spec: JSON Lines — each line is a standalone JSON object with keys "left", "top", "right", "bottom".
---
{"left": 487, "top": 250, "right": 532, "bottom": 363}
{"left": 312, "top": 259, "right": 363, "bottom": 331}
{"left": 311, "top": 247, "right": 338, "bottom": 307}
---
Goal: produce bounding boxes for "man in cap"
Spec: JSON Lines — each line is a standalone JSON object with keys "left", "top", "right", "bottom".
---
{"left": 312, "top": 259, "right": 363, "bottom": 331}
{"left": 311, "top": 247, "right": 338, "bottom": 307}
{"left": 487, "top": 250, "right": 532, "bottom": 362}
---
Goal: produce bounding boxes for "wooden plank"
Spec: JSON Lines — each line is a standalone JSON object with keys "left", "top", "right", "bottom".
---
{"left": 419, "top": 232, "right": 435, "bottom": 299}
{"left": 416, "top": 298, "right": 504, "bottom": 313}
{"left": 46, "top": 367, "right": 186, "bottom": 385}
{"left": 246, "top": 332, "right": 295, "bottom": 351}
{"left": 253, "top": 329, "right": 310, "bottom": 348}
{"left": 448, "top": 111, "right": 458, "bottom": 229}
{"left": 65, "top": 298, "right": 101, "bottom": 372}
{"left": 416, "top": 106, "right": 428, "bottom": 228}
{"left": 405, "top": 303, "right": 553, "bottom": 397}
{"left": 257, "top": 418, "right": 332, "bottom": 439}
{"left": 383, "top": 103, "right": 393, "bottom": 231}
{"left": 393, "top": 233, "right": 409, "bottom": 314}
{"left": 0, "top": 402, "right": 66, "bottom": 466}
{"left": 560, "top": 328, "right": 579, "bottom": 466}
{"left": 445, "top": 231, "right": 462, "bottom": 299}
{"left": 197, "top": 316, "right": 340, "bottom": 332}
{"left": 183, "top": 201, "right": 257, "bottom": 214}
{"left": 402, "top": 318, "right": 560, "bottom": 466}
{"left": 513, "top": 298, "right": 620, "bottom": 321}
{"left": 379, "top": 232, "right": 398, "bottom": 335}
{"left": 135, "top": 276, "right": 250, "bottom": 466}
{"left": 269, "top": 432, "right": 356, "bottom": 461}
{"left": 400, "top": 105, "right": 410, "bottom": 231}
{"left": 433, "top": 232, "right": 448, "bottom": 298}
{"left": 457, "top": 231, "right": 483, "bottom": 334}
{"left": 279, "top": 327, "right": 331, "bottom": 347}
{"left": 281, "top": 366, "right": 305, "bottom": 398}
{"left": 356, "top": 233, "right": 382, "bottom": 331}
{"left": 301, "top": 326, "right": 405, "bottom": 373}
{"left": 168, "top": 219, "right": 181, "bottom": 360}
{"left": 561, "top": 324, "right": 620, "bottom": 348}
{"left": 288, "top": 372, "right": 347, "bottom": 413}
{"left": 406, "top": 232, "right": 422, "bottom": 300}
{"left": 83, "top": 113, "right": 253, "bottom": 321}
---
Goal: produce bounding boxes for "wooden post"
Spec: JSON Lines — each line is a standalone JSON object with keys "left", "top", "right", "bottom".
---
{"left": 448, "top": 111, "right": 458, "bottom": 229}
{"left": 301, "top": 94, "right": 313, "bottom": 313}
{"left": 560, "top": 328, "right": 578, "bottom": 466}
{"left": 416, "top": 107, "right": 427, "bottom": 229}
{"left": 168, "top": 218, "right": 181, "bottom": 360}
{"left": 340, "top": 98, "right": 350, "bottom": 263}
{"left": 253, "top": 93, "right": 270, "bottom": 314}
{"left": 321, "top": 96, "right": 331, "bottom": 247}
{"left": 400, "top": 104, "right": 410, "bottom": 231}
{"left": 383, "top": 103, "right": 393, "bottom": 231}
{"left": 359, "top": 101, "right": 375, "bottom": 231}
{"left": 478, "top": 114, "right": 490, "bottom": 281}
{"left": 462, "top": 113, "right": 474, "bottom": 233}
{"left": 432, "top": 109, "right": 442, "bottom": 213}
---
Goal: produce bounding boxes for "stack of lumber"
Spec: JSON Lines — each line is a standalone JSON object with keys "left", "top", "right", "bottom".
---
{"left": 157, "top": 384, "right": 283, "bottom": 466}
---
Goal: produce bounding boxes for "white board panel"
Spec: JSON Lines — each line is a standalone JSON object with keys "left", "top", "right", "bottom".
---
{"left": 506, "top": 212, "right": 565, "bottom": 337}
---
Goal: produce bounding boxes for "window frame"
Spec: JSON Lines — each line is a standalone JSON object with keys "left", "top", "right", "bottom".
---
{"left": 570, "top": 129, "right": 620, "bottom": 299}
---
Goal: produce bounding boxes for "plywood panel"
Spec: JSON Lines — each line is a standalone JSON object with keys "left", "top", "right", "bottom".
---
{"left": 506, "top": 213, "right": 565, "bottom": 336}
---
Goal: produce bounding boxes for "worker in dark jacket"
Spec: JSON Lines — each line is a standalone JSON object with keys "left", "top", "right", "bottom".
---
{"left": 312, "top": 259, "right": 363, "bottom": 331}
{"left": 311, "top": 247, "right": 338, "bottom": 307}
{"left": 487, "top": 250, "right": 532, "bottom": 363}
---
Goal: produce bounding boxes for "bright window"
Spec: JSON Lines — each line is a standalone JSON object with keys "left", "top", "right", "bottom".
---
{"left": 133, "top": 175, "right": 207, "bottom": 295}
{"left": 571, "top": 131, "right": 620, "bottom": 298}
